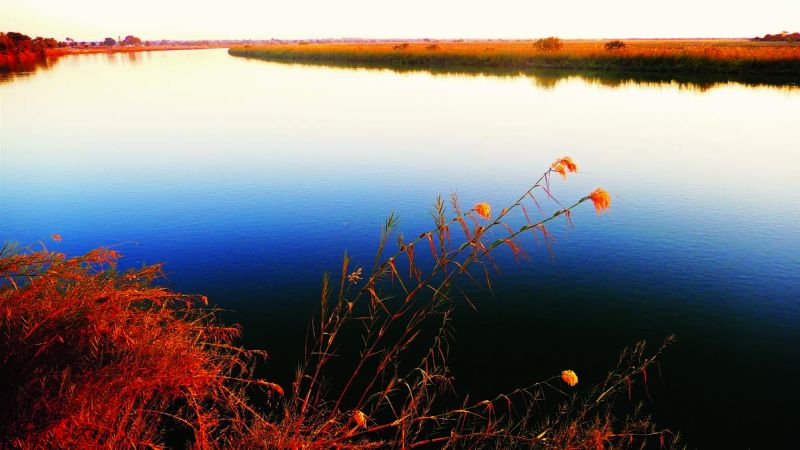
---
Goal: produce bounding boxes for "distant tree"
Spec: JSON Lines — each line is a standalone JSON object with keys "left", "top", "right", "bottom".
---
{"left": 6, "top": 32, "right": 32, "bottom": 43}
{"left": 122, "top": 35, "right": 142, "bottom": 46}
{"left": 604, "top": 40, "right": 626, "bottom": 51}
{"left": 0, "top": 32, "right": 59, "bottom": 56}
{"left": 102, "top": 37, "right": 116, "bottom": 46}
{"left": 533, "top": 36, "right": 563, "bottom": 51}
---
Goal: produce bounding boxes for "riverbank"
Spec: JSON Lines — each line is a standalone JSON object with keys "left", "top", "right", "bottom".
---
{"left": 228, "top": 39, "right": 800, "bottom": 78}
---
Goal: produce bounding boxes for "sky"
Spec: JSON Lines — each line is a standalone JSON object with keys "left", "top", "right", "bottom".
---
{"left": 2, "top": 0, "right": 799, "bottom": 41}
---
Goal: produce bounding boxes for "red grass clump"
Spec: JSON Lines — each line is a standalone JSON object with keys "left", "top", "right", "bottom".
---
{"left": 0, "top": 245, "right": 271, "bottom": 448}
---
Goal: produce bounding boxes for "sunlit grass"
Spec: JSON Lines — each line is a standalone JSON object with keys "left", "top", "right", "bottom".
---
{"left": 229, "top": 39, "right": 800, "bottom": 76}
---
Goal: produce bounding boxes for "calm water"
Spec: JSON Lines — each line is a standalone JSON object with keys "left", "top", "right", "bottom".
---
{"left": 2, "top": 49, "right": 799, "bottom": 448}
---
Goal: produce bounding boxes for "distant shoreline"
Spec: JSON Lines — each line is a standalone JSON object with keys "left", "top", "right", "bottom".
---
{"left": 1, "top": 45, "right": 224, "bottom": 70}
{"left": 47, "top": 44, "right": 226, "bottom": 57}
{"left": 228, "top": 39, "right": 800, "bottom": 81}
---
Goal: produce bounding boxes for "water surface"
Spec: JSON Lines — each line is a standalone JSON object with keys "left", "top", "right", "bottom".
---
{"left": 2, "top": 49, "right": 799, "bottom": 448}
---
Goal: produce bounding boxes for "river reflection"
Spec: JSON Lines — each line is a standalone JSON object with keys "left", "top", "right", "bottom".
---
{"left": 0, "top": 55, "right": 59, "bottom": 83}
{"left": 1, "top": 50, "right": 147, "bottom": 83}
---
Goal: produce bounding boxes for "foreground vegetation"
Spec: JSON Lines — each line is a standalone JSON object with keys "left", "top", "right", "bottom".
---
{"left": 229, "top": 39, "right": 800, "bottom": 78}
{"left": 1, "top": 158, "right": 678, "bottom": 448}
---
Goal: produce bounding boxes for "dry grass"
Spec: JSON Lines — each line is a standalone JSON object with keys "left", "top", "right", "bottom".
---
{"left": 0, "top": 245, "right": 274, "bottom": 448}
{"left": 1, "top": 158, "right": 679, "bottom": 448}
{"left": 229, "top": 39, "right": 800, "bottom": 77}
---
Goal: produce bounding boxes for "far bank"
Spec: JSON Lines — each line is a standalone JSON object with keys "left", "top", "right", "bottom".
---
{"left": 228, "top": 39, "right": 800, "bottom": 80}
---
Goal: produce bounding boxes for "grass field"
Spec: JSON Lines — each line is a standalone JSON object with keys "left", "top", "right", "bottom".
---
{"left": 228, "top": 39, "right": 800, "bottom": 81}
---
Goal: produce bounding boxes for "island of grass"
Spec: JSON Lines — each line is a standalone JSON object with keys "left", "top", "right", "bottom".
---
{"left": 228, "top": 39, "right": 800, "bottom": 81}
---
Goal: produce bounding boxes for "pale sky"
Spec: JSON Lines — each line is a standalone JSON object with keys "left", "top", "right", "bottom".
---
{"left": 2, "top": 0, "right": 799, "bottom": 41}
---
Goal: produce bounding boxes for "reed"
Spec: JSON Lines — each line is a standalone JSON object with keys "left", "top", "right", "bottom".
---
{"left": 229, "top": 39, "right": 800, "bottom": 77}
{"left": 1, "top": 157, "right": 678, "bottom": 448}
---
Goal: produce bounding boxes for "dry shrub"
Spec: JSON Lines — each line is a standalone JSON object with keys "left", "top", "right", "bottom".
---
{"left": 605, "top": 40, "right": 626, "bottom": 51}
{"left": 534, "top": 37, "right": 564, "bottom": 51}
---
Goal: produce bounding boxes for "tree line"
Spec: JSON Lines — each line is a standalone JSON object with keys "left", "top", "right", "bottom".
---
{"left": 752, "top": 31, "right": 799, "bottom": 42}
{"left": 1, "top": 31, "right": 147, "bottom": 54}
{"left": 0, "top": 32, "right": 58, "bottom": 55}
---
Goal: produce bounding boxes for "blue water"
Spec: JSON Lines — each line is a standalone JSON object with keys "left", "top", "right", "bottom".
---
{"left": 1, "top": 49, "right": 799, "bottom": 448}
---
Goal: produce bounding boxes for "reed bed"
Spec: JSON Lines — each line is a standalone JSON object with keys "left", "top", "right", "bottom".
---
{"left": 229, "top": 39, "right": 800, "bottom": 77}
{"left": 1, "top": 158, "right": 678, "bottom": 448}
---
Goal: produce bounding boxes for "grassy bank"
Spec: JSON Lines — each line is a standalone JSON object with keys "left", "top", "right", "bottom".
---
{"left": 228, "top": 39, "right": 800, "bottom": 78}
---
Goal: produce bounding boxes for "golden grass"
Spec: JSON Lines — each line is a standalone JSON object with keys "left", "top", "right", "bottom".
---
{"left": 229, "top": 39, "right": 800, "bottom": 78}
{"left": 237, "top": 39, "right": 800, "bottom": 60}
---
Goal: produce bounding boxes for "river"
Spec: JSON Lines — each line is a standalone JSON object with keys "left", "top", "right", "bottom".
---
{"left": 1, "top": 48, "right": 798, "bottom": 448}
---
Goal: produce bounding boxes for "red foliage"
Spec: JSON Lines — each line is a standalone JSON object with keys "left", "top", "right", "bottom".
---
{"left": 0, "top": 246, "right": 269, "bottom": 448}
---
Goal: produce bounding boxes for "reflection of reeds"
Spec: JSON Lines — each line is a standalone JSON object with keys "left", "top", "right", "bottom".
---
{"left": 1, "top": 158, "right": 677, "bottom": 448}
{"left": 229, "top": 40, "right": 800, "bottom": 84}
